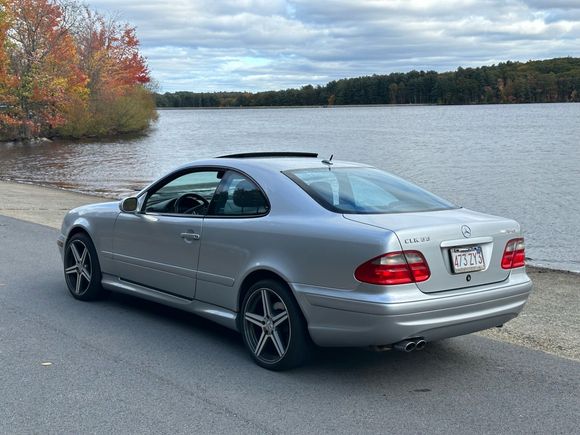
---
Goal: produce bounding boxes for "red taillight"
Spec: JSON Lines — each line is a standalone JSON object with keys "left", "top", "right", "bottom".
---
{"left": 501, "top": 238, "right": 526, "bottom": 269}
{"left": 354, "top": 251, "right": 430, "bottom": 285}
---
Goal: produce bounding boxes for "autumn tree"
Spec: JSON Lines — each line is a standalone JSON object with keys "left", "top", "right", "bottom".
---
{"left": 0, "top": 1, "right": 18, "bottom": 137}
{"left": 58, "top": 7, "right": 155, "bottom": 137}
{"left": 0, "top": 0, "right": 155, "bottom": 140}
{"left": 4, "top": 0, "right": 88, "bottom": 138}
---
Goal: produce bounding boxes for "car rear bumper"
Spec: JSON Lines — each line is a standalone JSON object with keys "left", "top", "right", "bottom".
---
{"left": 291, "top": 269, "right": 532, "bottom": 347}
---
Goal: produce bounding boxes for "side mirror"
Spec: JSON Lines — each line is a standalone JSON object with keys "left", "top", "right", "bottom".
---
{"left": 120, "top": 197, "right": 138, "bottom": 213}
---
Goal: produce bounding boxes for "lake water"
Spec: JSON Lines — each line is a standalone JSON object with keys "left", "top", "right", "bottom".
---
{"left": 0, "top": 104, "right": 578, "bottom": 272}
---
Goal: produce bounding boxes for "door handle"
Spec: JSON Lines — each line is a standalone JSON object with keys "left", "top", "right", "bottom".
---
{"left": 180, "top": 232, "right": 200, "bottom": 242}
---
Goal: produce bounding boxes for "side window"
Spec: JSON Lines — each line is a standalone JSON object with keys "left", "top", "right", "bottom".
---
{"left": 144, "top": 170, "right": 223, "bottom": 215}
{"left": 209, "top": 171, "right": 269, "bottom": 216}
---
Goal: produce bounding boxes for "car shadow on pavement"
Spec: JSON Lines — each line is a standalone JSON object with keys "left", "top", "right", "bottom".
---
{"left": 105, "top": 291, "right": 242, "bottom": 345}
{"left": 102, "top": 290, "right": 477, "bottom": 378}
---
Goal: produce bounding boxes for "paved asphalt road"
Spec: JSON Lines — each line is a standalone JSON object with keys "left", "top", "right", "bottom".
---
{"left": 0, "top": 216, "right": 579, "bottom": 435}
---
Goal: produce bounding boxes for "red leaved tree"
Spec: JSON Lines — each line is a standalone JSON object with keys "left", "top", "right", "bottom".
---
{"left": 0, "top": 1, "right": 21, "bottom": 137}
{"left": 0, "top": 0, "right": 155, "bottom": 140}
{"left": 61, "top": 7, "right": 155, "bottom": 137}
{"left": 5, "top": 0, "right": 88, "bottom": 138}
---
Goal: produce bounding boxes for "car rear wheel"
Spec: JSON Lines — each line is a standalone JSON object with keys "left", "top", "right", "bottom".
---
{"left": 64, "top": 233, "right": 105, "bottom": 301}
{"left": 241, "top": 279, "right": 310, "bottom": 370}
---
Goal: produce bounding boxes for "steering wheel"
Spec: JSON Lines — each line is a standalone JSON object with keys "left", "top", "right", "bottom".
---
{"left": 174, "top": 193, "right": 209, "bottom": 214}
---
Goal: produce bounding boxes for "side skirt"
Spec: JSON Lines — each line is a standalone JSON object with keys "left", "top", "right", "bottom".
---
{"left": 101, "top": 273, "right": 239, "bottom": 331}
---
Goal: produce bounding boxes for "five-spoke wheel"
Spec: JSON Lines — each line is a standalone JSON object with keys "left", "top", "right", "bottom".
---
{"left": 65, "top": 239, "right": 92, "bottom": 295}
{"left": 64, "top": 232, "right": 105, "bottom": 300}
{"left": 241, "top": 279, "right": 309, "bottom": 370}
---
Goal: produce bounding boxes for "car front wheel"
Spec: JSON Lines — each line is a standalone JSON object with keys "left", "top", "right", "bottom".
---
{"left": 64, "top": 232, "right": 105, "bottom": 301}
{"left": 241, "top": 279, "right": 310, "bottom": 370}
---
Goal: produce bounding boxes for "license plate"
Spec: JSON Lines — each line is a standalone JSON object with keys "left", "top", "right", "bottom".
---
{"left": 450, "top": 246, "right": 485, "bottom": 273}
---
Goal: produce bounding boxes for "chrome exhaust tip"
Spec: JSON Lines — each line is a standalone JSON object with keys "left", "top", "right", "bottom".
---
{"left": 415, "top": 339, "right": 426, "bottom": 351}
{"left": 393, "top": 340, "right": 416, "bottom": 352}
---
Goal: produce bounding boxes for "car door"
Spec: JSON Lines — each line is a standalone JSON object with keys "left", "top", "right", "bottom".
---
{"left": 112, "top": 168, "right": 224, "bottom": 300}
{"left": 195, "top": 170, "right": 270, "bottom": 310}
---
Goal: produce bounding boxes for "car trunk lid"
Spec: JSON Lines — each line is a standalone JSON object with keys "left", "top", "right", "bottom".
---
{"left": 344, "top": 208, "right": 519, "bottom": 293}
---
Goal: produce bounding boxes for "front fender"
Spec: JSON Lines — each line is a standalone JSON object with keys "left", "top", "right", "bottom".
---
{"left": 58, "top": 202, "right": 120, "bottom": 273}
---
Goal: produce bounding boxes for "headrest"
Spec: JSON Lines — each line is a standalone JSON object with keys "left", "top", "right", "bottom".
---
{"left": 233, "top": 180, "right": 265, "bottom": 208}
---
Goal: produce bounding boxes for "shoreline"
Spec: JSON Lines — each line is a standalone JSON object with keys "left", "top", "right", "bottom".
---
{"left": 0, "top": 128, "right": 151, "bottom": 145}
{"left": 157, "top": 103, "right": 436, "bottom": 110}
{"left": 1, "top": 179, "right": 578, "bottom": 361}
{"left": 0, "top": 180, "right": 104, "bottom": 229}
{"left": 156, "top": 101, "right": 580, "bottom": 111}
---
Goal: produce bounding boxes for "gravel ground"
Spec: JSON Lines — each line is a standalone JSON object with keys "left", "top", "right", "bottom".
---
{"left": 1, "top": 180, "right": 578, "bottom": 361}
{"left": 478, "top": 266, "right": 580, "bottom": 360}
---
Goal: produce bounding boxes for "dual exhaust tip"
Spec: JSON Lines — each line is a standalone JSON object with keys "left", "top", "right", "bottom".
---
{"left": 392, "top": 338, "right": 426, "bottom": 352}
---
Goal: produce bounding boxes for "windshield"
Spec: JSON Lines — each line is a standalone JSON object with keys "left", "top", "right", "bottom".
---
{"left": 284, "top": 167, "right": 457, "bottom": 214}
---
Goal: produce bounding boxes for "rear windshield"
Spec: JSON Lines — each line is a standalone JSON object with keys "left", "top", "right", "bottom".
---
{"left": 284, "top": 167, "right": 457, "bottom": 214}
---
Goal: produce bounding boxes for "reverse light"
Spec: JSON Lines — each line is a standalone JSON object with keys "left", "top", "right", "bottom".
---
{"left": 355, "top": 251, "right": 430, "bottom": 285}
{"left": 501, "top": 238, "right": 526, "bottom": 269}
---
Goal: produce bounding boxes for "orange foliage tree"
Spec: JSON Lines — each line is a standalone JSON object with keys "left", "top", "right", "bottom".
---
{"left": 0, "top": 0, "right": 19, "bottom": 136}
{"left": 4, "top": 0, "right": 87, "bottom": 138}
{"left": 60, "top": 6, "right": 155, "bottom": 137}
{"left": 75, "top": 8, "right": 150, "bottom": 92}
{"left": 0, "top": 0, "right": 155, "bottom": 140}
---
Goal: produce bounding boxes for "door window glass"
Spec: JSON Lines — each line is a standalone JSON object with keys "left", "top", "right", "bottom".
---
{"left": 209, "top": 171, "right": 269, "bottom": 216}
{"left": 144, "top": 170, "right": 223, "bottom": 215}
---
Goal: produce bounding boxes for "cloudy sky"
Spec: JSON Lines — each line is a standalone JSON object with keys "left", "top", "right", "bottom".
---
{"left": 89, "top": 0, "right": 580, "bottom": 92}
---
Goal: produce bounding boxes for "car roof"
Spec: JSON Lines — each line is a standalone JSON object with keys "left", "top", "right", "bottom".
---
{"left": 180, "top": 155, "right": 371, "bottom": 173}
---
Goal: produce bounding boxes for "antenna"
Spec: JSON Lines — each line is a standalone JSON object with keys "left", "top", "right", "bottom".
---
{"left": 321, "top": 154, "right": 334, "bottom": 165}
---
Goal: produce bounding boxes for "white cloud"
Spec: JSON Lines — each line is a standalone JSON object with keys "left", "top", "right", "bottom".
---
{"left": 88, "top": 0, "right": 580, "bottom": 92}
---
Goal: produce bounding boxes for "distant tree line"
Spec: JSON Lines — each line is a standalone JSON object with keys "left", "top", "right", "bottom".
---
{"left": 156, "top": 57, "right": 580, "bottom": 108}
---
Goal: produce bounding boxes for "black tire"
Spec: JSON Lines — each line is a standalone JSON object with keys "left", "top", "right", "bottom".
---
{"left": 63, "top": 232, "right": 106, "bottom": 301}
{"left": 240, "top": 279, "right": 310, "bottom": 370}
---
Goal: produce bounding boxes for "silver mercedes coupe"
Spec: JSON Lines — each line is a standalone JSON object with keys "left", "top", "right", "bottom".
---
{"left": 58, "top": 152, "right": 532, "bottom": 370}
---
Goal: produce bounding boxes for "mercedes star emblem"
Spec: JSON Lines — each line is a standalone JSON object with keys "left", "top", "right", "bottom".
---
{"left": 461, "top": 225, "right": 472, "bottom": 238}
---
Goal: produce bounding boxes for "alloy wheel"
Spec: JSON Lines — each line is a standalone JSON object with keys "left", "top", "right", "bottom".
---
{"left": 65, "top": 240, "right": 93, "bottom": 296}
{"left": 243, "top": 288, "right": 291, "bottom": 364}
